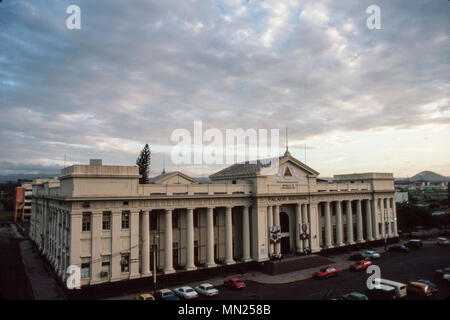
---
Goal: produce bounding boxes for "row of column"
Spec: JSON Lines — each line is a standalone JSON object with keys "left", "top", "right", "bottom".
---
{"left": 322, "top": 197, "right": 397, "bottom": 249}
{"left": 378, "top": 198, "right": 398, "bottom": 238}
{"left": 140, "top": 206, "right": 252, "bottom": 276}
{"left": 322, "top": 199, "right": 371, "bottom": 249}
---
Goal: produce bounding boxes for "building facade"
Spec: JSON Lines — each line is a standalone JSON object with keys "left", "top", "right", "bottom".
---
{"left": 29, "top": 153, "right": 398, "bottom": 287}
{"left": 14, "top": 181, "right": 32, "bottom": 222}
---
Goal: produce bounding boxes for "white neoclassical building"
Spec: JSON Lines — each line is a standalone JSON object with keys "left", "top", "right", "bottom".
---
{"left": 29, "top": 152, "right": 398, "bottom": 286}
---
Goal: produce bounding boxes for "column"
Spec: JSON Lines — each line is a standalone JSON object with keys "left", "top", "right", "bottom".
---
{"left": 388, "top": 198, "right": 394, "bottom": 237}
{"left": 185, "top": 208, "right": 196, "bottom": 270}
{"left": 356, "top": 200, "right": 364, "bottom": 243}
{"left": 141, "top": 211, "right": 151, "bottom": 276}
{"left": 335, "top": 201, "right": 344, "bottom": 246}
{"left": 295, "top": 204, "right": 303, "bottom": 253}
{"left": 267, "top": 206, "right": 274, "bottom": 256}
{"left": 301, "top": 204, "right": 309, "bottom": 250}
{"left": 380, "top": 198, "right": 385, "bottom": 238}
{"left": 163, "top": 209, "right": 175, "bottom": 274}
{"left": 90, "top": 212, "right": 102, "bottom": 283}
{"left": 129, "top": 211, "right": 140, "bottom": 279}
{"left": 365, "top": 200, "right": 373, "bottom": 241}
{"left": 309, "top": 203, "right": 321, "bottom": 252}
{"left": 392, "top": 198, "right": 399, "bottom": 236}
{"left": 225, "top": 206, "right": 235, "bottom": 265}
{"left": 110, "top": 212, "right": 121, "bottom": 281}
{"left": 206, "top": 207, "right": 216, "bottom": 268}
{"left": 273, "top": 205, "right": 281, "bottom": 253}
{"left": 371, "top": 199, "right": 379, "bottom": 240}
{"left": 324, "top": 202, "right": 332, "bottom": 249}
{"left": 242, "top": 206, "right": 251, "bottom": 262}
{"left": 346, "top": 200, "right": 354, "bottom": 245}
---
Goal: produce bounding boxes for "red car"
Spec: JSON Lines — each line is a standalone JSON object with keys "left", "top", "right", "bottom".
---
{"left": 313, "top": 267, "right": 339, "bottom": 279}
{"left": 224, "top": 277, "right": 246, "bottom": 289}
{"left": 350, "top": 260, "right": 373, "bottom": 271}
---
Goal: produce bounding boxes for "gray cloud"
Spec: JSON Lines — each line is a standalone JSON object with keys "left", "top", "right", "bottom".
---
{"left": 0, "top": 0, "right": 449, "bottom": 175}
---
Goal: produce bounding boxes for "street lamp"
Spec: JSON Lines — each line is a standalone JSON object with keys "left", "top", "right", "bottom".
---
{"left": 152, "top": 231, "right": 159, "bottom": 294}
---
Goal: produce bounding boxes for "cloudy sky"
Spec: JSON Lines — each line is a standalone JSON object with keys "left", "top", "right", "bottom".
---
{"left": 1, "top": 0, "right": 449, "bottom": 178}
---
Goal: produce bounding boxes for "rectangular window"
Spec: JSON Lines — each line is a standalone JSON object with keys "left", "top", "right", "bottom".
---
{"left": 120, "top": 253, "right": 130, "bottom": 272}
{"left": 82, "top": 212, "right": 91, "bottom": 231}
{"left": 121, "top": 211, "right": 130, "bottom": 229}
{"left": 102, "top": 211, "right": 111, "bottom": 230}
{"left": 213, "top": 211, "right": 218, "bottom": 226}
{"left": 101, "top": 256, "right": 111, "bottom": 275}
{"left": 81, "top": 263, "right": 90, "bottom": 278}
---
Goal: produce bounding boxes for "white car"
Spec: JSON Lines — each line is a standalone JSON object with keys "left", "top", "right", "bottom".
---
{"left": 173, "top": 286, "right": 198, "bottom": 299}
{"left": 195, "top": 283, "right": 219, "bottom": 297}
{"left": 443, "top": 274, "right": 450, "bottom": 282}
{"left": 364, "top": 250, "right": 381, "bottom": 259}
{"left": 437, "top": 237, "right": 450, "bottom": 246}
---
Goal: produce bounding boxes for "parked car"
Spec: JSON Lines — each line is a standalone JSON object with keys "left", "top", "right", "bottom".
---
{"left": 443, "top": 274, "right": 450, "bottom": 282}
{"left": 364, "top": 250, "right": 381, "bottom": 259}
{"left": 341, "top": 292, "right": 368, "bottom": 300}
{"left": 406, "top": 239, "right": 422, "bottom": 249}
{"left": 407, "top": 281, "right": 433, "bottom": 297}
{"left": 195, "top": 283, "right": 219, "bottom": 297}
{"left": 135, "top": 293, "right": 155, "bottom": 300}
{"left": 224, "top": 277, "right": 246, "bottom": 289}
{"left": 416, "top": 280, "right": 438, "bottom": 294}
{"left": 366, "top": 284, "right": 397, "bottom": 300}
{"left": 435, "top": 267, "right": 450, "bottom": 277}
{"left": 155, "top": 288, "right": 179, "bottom": 300}
{"left": 348, "top": 252, "right": 371, "bottom": 261}
{"left": 313, "top": 267, "right": 339, "bottom": 279}
{"left": 437, "top": 237, "right": 450, "bottom": 246}
{"left": 173, "top": 286, "right": 198, "bottom": 299}
{"left": 350, "top": 260, "right": 373, "bottom": 271}
{"left": 388, "top": 244, "right": 409, "bottom": 253}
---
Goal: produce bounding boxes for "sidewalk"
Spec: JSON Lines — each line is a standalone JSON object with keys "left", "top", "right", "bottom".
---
{"left": 19, "top": 239, "right": 66, "bottom": 300}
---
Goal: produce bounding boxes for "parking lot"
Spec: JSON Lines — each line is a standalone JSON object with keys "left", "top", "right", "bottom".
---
{"left": 126, "top": 241, "right": 450, "bottom": 301}
{"left": 202, "top": 242, "right": 450, "bottom": 300}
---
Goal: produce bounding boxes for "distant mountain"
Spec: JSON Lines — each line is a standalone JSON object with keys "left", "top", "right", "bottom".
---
{"left": 409, "top": 171, "right": 449, "bottom": 183}
{"left": 0, "top": 173, "right": 59, "bottom": 183}
{"left": 396, "top": 171, "right": 449, "bottom": 183}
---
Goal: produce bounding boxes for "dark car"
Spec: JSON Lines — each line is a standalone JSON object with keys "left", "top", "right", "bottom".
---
{"left": 341, "top": 292, "right": 368, "bottom": 300}
{"left": 406, "top": 239, "right": 422, "bottom": 249}
{"left": 388, "top": 244, "right": 409, "bottom": 253}
{"left": 366, "top": 284, "right": 396, "bottom": 300}
{"left": 348, "top": 253, "right": 371, "bottom": 261}
{"left": 155, "top": 289, "right": 180, "bottom": 300}
{"left": 416, "top": 280, "right": 438, "bottom": 294}
{"left": 435, "top": 267, "right": 450, "bottom": 277}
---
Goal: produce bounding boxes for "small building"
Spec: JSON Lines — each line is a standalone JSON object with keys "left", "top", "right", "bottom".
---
{"left": 395, "top": 192, "right": 409, "bottom": 203}
{"left": 14, "top": 181, "right": 32, "bottom": 222}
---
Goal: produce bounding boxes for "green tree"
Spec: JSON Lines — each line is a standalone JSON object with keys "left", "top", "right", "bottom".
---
{"left": 136, "top": 144, "right": 151, "bottom": 184}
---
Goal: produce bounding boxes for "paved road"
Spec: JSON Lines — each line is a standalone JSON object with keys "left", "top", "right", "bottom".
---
{"left": 0, "top": 226, "right": 34, "bottom": 300}
{"left": 203, "top": 243, "right": 450, "bottom": 300}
